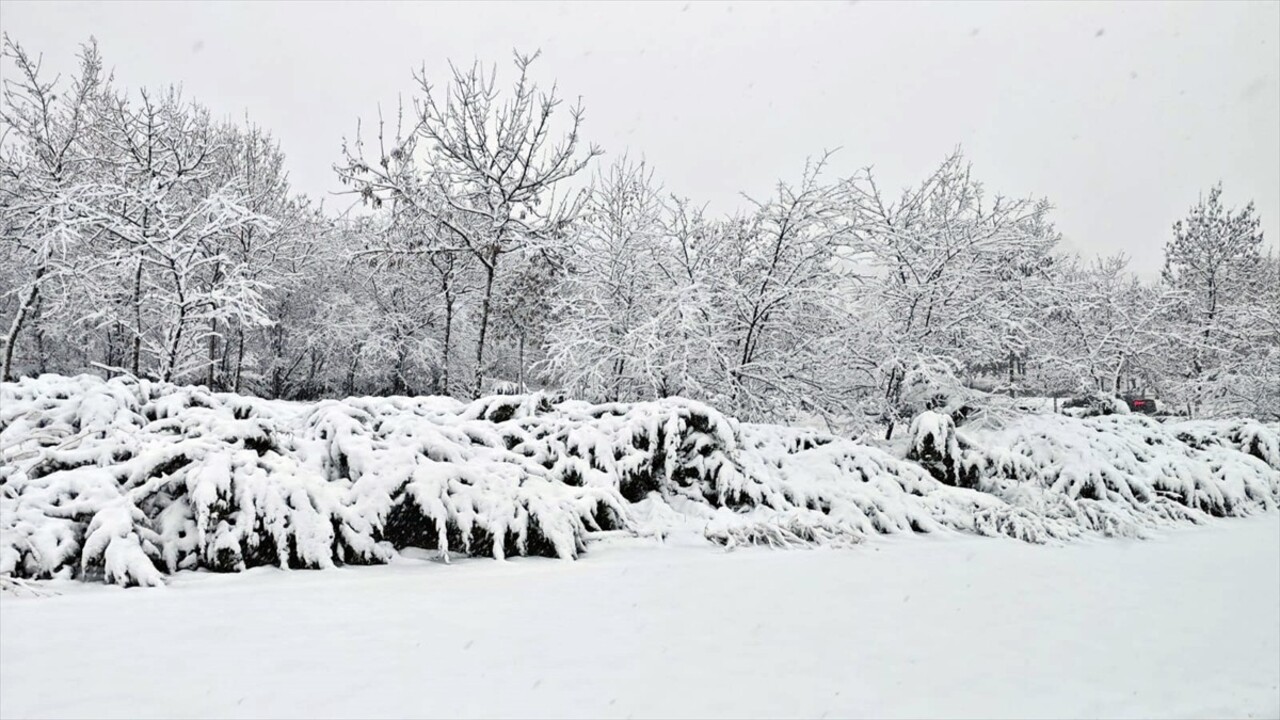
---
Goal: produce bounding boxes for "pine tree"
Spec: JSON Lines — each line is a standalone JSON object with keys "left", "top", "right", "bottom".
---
{"left": 1162, "top": 183, "right": 1266, "bottom": 411}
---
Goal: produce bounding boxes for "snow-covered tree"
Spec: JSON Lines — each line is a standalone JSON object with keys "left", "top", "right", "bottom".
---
{"left": 847, "top": 151, "right": 1058, "bottom": 436}
{"left": 4, "top": 37, "right": 1274, "bottom": 428}
{"left": 81, "top": 86, "right": 275, "bottom": 382}
{"left": 648, "top": 196, "right": 736, "bottom": 403}
{"left": 541, "top": 156, "right": 669, "bottom": 401}
{"left": 198, "top": 121, "right": 316, "bottom": 393}
{"left": 339, "top": 51, "right": 601, "bottom": 397}
{"left": 717, "top": 153, "right": 855, "bottom": 420}
{"left": 1032, "top": 254, "right": 1179, "bottom": 397}
{"left": 255, "top": 207, "right": 340, "bottom": 399}
{"left": 0, "top": 36, "right": 104, "bottom": 380}
{"left": 1161, "top": 184, "right": 1271, "bottom": 414}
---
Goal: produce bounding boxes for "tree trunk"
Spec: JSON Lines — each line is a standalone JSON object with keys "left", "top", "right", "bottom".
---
{"left": 884, "top": 366, "right": 903, "bottom": 408}
{"left": 1, "top": 265, "right": 46, "bottom": 382}
{"left": 441, "top": 294, "right": 453, "bottom": 396}
{"left": 162, "top": 269, "right": 188, "bottom": 383}
{"left": 344, "top": 352, "right": 360, "bottom": 396}
{"left": 104, "top": 324, "right": 120, "bottom": 372}
{"left": 130, "top": 256, "right": 144, "bottom": 376}
{"left": 518, "top": 331, "right": 525, "bottom": 392}
{"left": 472, "top": 259, "right": 498, "bottom": 398}
{"left": 271, "top": 320, "right": 287, "bottom": 398}
{"left": 611, "top": 358, "right": 626, "bottom": 402}
{"left": 32, "top": 294, "right": 47, "bottom": 374}
{"left": 162, "top": 311, "right": 185, "bottom": 383}
{"left": 393, "top": 339, "right": 408, "bottom": 395}
{"left": 207, "top": 317, "right": 219, "bottom": 389}
{"left": 233, "top": 327, "right": 245, "bottom": 393}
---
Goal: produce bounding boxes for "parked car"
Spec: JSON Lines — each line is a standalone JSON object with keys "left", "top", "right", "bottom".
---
{"left": 1061, "top": 391, "right": 1160, "bottom": 417}
{"left": 1121, "top": 392, "right": 1159, "bottom": 415}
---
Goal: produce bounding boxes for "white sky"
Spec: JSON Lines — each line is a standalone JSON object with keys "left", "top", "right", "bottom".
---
{"left": 2, "top": 0, "right": 1277, "bottom": 275}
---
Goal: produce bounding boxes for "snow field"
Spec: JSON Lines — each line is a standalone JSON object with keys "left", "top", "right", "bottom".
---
{"left": 1, "top": 513, "right": 1277, "bottom": 719}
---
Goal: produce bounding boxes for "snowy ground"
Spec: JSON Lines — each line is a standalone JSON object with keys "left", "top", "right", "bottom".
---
{"left": 3, "top": 514, "right": 1277, "bottom": 720}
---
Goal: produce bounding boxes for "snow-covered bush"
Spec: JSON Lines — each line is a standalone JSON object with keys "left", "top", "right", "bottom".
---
{"left": 962, "top": 414, "right": 1280, "bottom": 537}
{"left": 907, "top": 412, "right": 981, "bottom": 489}
{"left": 1171, "top": 419, "right": 1280, "bottom": 471}
{"left": 1060, "top": 391, "right": 1131, "bottom": 418}
{"left": 3, "top": 374, "right": 1277, "bottom": 588}
{"left": 0, "top": 375, "right": 353, "bottom": 585}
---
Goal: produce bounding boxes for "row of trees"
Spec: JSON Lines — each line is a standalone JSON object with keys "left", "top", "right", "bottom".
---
{"left": 3, "top": 38, "right": 1277, "bottom": 426}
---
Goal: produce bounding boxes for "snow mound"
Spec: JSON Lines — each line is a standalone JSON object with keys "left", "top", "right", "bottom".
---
{"left": 2, "top": 375, "right": 1277, "bottom": 587}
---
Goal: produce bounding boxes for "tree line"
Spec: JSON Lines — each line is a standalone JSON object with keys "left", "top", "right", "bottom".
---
{"left": 2, "top": 38, "right": 1276, "bottom": 428}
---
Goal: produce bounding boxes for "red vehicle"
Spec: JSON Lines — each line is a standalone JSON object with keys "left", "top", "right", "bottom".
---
{"left": 1121, "top": 393, "right": 1159, "bottom": 415}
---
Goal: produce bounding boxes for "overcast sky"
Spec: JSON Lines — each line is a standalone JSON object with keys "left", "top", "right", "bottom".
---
{"left": 3, "top": 0, "right": 1277, "bottom": 274}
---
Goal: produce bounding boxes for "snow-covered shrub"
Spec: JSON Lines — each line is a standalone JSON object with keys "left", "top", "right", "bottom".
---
{"left": 1060, "top": 391, "right": 1131, "bottom": 418}
{"left": 751, "top": 432, "right": 1074, "bottom": 543}
{"left": 3, "top": 374, "right": 1277, "bottom": 588}
{"left": 962, "top": 413, "right": 1280, "bottom": 537}
{"left": 0, "top": 375, "right": 356, "bottom": 584}
{"left": 906, "top": 412, "right": 981, "bottom": 489}
{"left": 302, "top": 397, "right": 616, "bottom": 562}
{"left": 1172, "top": 419, "right": 1280, "bottom": 471}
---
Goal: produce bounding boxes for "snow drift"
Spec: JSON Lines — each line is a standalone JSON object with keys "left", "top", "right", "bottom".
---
{"left": 2, "top": 375, "right": 1277, "bottom": 587}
